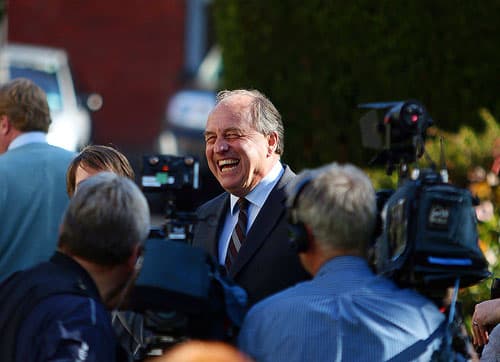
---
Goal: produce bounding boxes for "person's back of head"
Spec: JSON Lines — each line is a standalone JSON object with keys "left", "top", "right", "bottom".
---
{"left": 290, "top": 163, "right": 377, "bottom": 255}
{"left": 0, "top": 77, "right": 51, "bottom": 133}
{"left": 155, "top": 340, "right": 252, "bottom": 362}
{"left": 58, "top": 171, "right": 150, "bottom": 266}
{"left": 66, "top": 144, "right": 135, "bottom": 196}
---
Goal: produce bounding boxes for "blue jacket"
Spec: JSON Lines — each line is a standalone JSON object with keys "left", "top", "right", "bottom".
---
{"left": 0, "top": 252, "right": 120, "bottom": 362}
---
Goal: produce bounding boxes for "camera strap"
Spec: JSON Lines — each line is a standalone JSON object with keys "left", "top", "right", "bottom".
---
{"left": 386, "top": 319, "right": 447, "bottom": 362}
{"left": 386, "top": 278, "right": 460, "bottom": 362}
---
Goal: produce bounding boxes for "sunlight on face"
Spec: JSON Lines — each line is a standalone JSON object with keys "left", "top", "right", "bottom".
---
{"left": 204, "top": 95, "right": 278, "bottom": 197}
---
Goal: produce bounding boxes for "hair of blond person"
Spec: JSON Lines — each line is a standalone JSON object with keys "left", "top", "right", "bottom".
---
{"left": 0, "top": 78, "right": 51, "bottom": 132}
{"left": 149, "top": 340, "right": 253, "bottom": 362}
{"left": 216, "top": 89, "right": 284, "bottom": 155}
{"left": 291, "top": 163, "right": 377, "bottom": 254}
{"left": 58, "top": 172, "right": 150, "bottom": 266}
{"left": 66, "top": 144, "right": 135, "bottom": 196}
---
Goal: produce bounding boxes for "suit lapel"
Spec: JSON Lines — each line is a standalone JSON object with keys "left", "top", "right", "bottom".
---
{"left": 196, "top": 193, "right": 229, "bottom": 259}
{"left": 229, "top": 165, "right": 295, "bottom": 278}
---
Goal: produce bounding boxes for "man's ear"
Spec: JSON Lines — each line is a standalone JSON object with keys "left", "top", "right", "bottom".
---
{"left": 304, "top": 223, "right": 316, "bottom": 251}
{"left": 267, "top": 131, "right": 278, "bottom": 156}
{"left": 0, "top": 115, "right": 11, "bottom": 136}
{"left": 127, "top": 244, "right": 144, "bottom": 271}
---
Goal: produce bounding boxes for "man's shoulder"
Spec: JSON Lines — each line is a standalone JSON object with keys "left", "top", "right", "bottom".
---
{"left": 246, "top": 281, "right": 310, "bottom": 317}
{"left": 31, "top": 293, "right": 108, "bottom": 322}
{"left": 36, "top": 143, "right": 76, "bottom": 160}
{"left": 197, "top": 192, "right": 228, "bottom": 213}
{"left": 0, "top": 142, "right": 74, "bottom": 162}
{"left": 17, "top": 294, "right": 115, "bottom": 361}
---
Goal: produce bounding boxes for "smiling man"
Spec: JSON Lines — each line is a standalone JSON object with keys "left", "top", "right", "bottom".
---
{"left": 192, "top": 89, "right": 309, "bottom": 306}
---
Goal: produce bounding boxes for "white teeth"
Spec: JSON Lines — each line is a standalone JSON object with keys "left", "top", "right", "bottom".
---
{"left": 218, "top": 159, "right": 238, "bottom": 166}
{"left": 218, "top": 159, "right": 239, "bottom": 172}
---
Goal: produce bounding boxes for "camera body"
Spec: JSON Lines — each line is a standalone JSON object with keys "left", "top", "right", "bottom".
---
{"left": 374, "top": 169, "right": 489, "bottom": 289}
{"left": 142, "top": 154, "right": 200, "bottom": 241}
{"left": 359, "top": 100, "right": 433, "bottom": 174}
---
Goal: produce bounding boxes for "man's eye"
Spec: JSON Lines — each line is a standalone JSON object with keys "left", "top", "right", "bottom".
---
{"left": 226, "top": 133, "right": 239, "bottom": 139}
{"left": 205, "top": 135, "right": 215, "bottom": 143}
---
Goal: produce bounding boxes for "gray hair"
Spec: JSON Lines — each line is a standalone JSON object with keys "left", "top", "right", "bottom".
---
{"left": 289, "top": 163, "right": 377, "bottom": 253}
{"left": 58, "top": 172, "right": 150, "bottom": 266}
{"left": 216, "top": 89, "right": 284, "bottom": 155}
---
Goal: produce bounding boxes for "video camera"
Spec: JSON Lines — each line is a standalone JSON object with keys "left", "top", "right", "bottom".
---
{"left": 359, "top": 100, "right": 490, "bottom": 359}
{"left": 358, "top": 100, "right": 490, "bottom": 291}
{"left": 118, "top": 155, "right": 246, "bottom": 359}
{"left": 141, "top": 154, "right": 200, "bottom": 241}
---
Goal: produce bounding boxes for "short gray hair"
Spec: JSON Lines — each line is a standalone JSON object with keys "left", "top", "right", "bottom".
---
{"left": 216, "top": 89, "right": 284, "bottom": 155}
{"left": 289, "top": 163, "right": 377, "bottom": 253}
{"left": 59, "top": 172, "right": 150, "bottom": 266}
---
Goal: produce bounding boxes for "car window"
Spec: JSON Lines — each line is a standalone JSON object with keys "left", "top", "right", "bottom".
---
{"left": 9, "top": 66, "right": 63, "bottom": 112}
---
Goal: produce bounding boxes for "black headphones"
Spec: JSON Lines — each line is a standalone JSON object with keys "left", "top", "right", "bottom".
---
{"left": 286, "top": 172, "right": 316, "bottom": 253}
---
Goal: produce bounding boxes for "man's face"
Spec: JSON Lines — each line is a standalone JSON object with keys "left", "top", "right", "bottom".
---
{"left": 204, "top": 95, "right": 278, "bottom": 197}
{"left": 74, "top": 164, "right": 99, "bottom": 195}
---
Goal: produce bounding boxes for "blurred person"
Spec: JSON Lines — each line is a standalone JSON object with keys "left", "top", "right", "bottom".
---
{"left": 191, "top": 89, "right": 309, "bottom": 306}
{"left": 238, "top": 163, "right": 446, "bottom": 362}
{"left": 145, "top": 340, "right": 252, "bottom": 362}
{"left": 0, "top": 78, "right": 75, "bottom": 281}
{"left": 66, "top": 144, "right": 135, "bottom": 196}
{"left": 0, "top": 172, "right": 150, "bottom": 361}
{"left": 478, "top": 324, "right": 500, "bottom": 361}
{"left": 65, "top": 144, "right": 147, "bottom": 361}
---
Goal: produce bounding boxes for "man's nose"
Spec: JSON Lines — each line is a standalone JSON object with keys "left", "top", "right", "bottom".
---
{"left": 214, "top": 138, "right": 229, "bottom": 153}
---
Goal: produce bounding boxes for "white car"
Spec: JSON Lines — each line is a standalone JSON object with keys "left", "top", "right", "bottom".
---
{"left": 0, "top": 43, "right": 101, "bottom": 151}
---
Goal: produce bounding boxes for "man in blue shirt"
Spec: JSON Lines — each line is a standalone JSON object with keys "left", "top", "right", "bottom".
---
{"left": 0, "top": 78, "right": 75, "bottom": 281}
{"left": 238, "top": 163, "right": 445, "bottom": 362}
{"left": 0, "top": 172, "right": 150, "bottom": 361}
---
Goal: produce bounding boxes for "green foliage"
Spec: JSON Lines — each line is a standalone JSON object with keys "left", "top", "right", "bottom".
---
{"left": 213, "top": 1, "right": 500, "bottom": 171}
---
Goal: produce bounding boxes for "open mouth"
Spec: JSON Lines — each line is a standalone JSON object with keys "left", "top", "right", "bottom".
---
{"left": 218, "top": 159, "right": 239, "bottom": 172}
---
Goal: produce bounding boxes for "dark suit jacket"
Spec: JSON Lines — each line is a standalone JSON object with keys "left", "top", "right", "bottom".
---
{"left": 192, "top": 165, "right": 310, "bottom": 306}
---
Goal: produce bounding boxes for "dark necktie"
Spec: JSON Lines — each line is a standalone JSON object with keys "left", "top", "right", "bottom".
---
{"left": 225, "top": 198, "right": 249, "bottom": 270}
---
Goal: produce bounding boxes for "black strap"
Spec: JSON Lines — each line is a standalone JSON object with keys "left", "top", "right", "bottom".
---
{"left": 386, "top": 319, "right": 447, "bottom": 362}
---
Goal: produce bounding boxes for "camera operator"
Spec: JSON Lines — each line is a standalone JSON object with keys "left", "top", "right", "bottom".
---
{"left": 0, "top": 172, "right": 150, "bottom": 361}
{"left": 238, "top": 162, "right": 445, "bottom": 362}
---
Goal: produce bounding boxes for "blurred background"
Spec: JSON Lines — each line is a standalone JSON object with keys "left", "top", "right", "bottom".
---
{"left": 0, "top": 0, "right": 499, "bottom": 324}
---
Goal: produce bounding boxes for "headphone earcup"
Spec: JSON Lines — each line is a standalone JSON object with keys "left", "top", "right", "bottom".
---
{"left": 286, "top": 171, "right": 316, "bottom": 254}
{"left": 288, "top": 221, "right": 309, "bottom": 253}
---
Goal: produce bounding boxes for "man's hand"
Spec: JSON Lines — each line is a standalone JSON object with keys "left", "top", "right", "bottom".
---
{"left": 471, "top": 299, "right": 500, "bottom": 346}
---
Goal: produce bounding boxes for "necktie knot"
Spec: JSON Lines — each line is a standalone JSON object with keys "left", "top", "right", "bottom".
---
{"left": 237, "top": 197, "right": 249, "bottom": 215}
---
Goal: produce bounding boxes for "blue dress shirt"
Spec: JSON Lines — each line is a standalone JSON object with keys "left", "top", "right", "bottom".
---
{"left": 238, "top": 256, "right": 444, "bottom": 362}
{"left": 218, "top": 161, "right": 284, "bottom": 263}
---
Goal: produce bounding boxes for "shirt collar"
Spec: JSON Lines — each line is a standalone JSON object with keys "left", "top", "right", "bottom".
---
{"left": 50, "top": 251, "right": 102, "bottom": 302}
{"left": 8, "top": 132, "right": 47, "bottom": 151}
{"left": 318, "top": 256, "right": 373, "bottom": 277}
{"left": 230, "top": 161, "right": 284, "bottom": 213}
